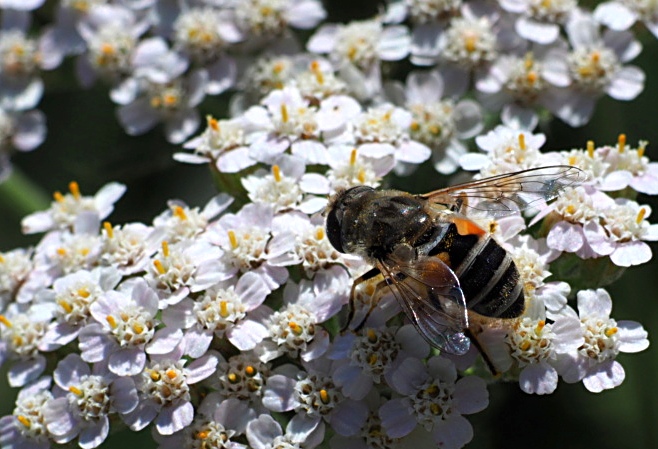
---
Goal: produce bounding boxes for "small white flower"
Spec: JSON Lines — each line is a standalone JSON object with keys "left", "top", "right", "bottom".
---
{"left": 21, "top": 181, "right": 126, "bottom": 234}
{"left": 558, "top": 289, "right": 649, "bottom": 392}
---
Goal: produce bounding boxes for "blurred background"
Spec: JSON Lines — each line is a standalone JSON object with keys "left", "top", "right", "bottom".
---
{"left": 1, "top": 1, "right": 657, "bottom": 448}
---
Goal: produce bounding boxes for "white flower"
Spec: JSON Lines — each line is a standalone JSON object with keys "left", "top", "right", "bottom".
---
{"left": 21, "top": 181, "right": 126, "bottom": 234}
{"left": 557, "top": 289, "right": 649, "bottom": 392}
{"left": 380, "top": 356, "right": 488, "bottom": 448}
{"left": 247, "top": 413, "right": 325, "bottom": 449}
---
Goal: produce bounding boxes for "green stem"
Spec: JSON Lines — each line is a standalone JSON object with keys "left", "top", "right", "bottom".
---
{"left": 0, "top": 168, "right": 51, "bottom": 218}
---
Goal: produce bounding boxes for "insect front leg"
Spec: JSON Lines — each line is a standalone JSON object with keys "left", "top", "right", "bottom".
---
{"left": 343, "top": 267, "right": 388, "bottom": 333}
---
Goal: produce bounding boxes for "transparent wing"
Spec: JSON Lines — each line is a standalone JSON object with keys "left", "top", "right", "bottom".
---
{"left": 377, "top": 255, "right": 471, "bottom": 355}
{"left": 421, "top": 165, "right": 586, "bottom": 218}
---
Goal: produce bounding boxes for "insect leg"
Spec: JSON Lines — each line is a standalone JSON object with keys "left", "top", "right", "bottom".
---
{"left": 463, "top": 327, "right": 499, "bottom": 375}
{"left": 343, "top": 267, "right": 384, "bottom": 333}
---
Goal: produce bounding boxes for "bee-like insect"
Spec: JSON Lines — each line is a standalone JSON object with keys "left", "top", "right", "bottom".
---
{"left": 325, "top": 165, "right": 585, "bottom": 370}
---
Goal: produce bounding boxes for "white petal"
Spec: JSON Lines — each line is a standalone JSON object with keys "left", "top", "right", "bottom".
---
{"left": 379, "top": 398, "right": 416, "bottom": 438}
{"left": 582, "top": 360, "right": 625, "bottom": 392}
{"left": 616, "top": 320, "right": 649, "bottom": 353}
{"left": 610, "top": 241, "right": 652, "bottom": 266}
{"left": 519, "top": 362, "right": 558, "bottom": 395}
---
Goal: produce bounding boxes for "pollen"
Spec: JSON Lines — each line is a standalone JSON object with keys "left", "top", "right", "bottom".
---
{"left": 166, "top": 369, "right": 177, "bottom": 380}
{"left": 315, "top": 227, "right": 325, "bottom": 241}
{"left": 280, "top": 104, "right": 289, "bottom": 123}
{"left": 173, "top": 205, "right": 187, "bottom": 220}
{"left": 161, "top": 241, "right": 170, "bottom": 257}
{"left": 132, "top": 323, "right": 144, "bottom": 334}
{"left": 78, "top": 287, "right": 90, "bottom": 298}
{"left": 319, "top": 389, "right": 330, "bottom": 404}
{"left": 245, "top": 365, "right": 256, "bottom": 377}
{"left": 153, "top": 259, "right": 166, "bottom": 275}
{"left": 228, "top": 230, "right": 238, "bottom": 249}
{"left": 0, "top": 315, "right": 12, "bottom": 327}
{"left": 518, "top": 133, "right": 526, "bottom": 150}
{"left": 106, "top": 315, "right": 118, "bottom": 329}
{"left": 636, "top": 208, "right": 647, "bottom": 224}
{"left": 149, "top": 370, "right": 161, "bottom": 382}
{"left": 367, "top": 328, "right": 378, "bottom": 343}
{"left": 350, "top": 148, "right": 357, "bottom": 166}
{"left": 53, "top": 191, "right": 64, "bottom": 202}
{"left": 464, "top": 34, "right": 477, "bottom": 53}
{"left": 207, "top": 116, "right": 220, "bottom": 131}
{"left": 219, "top": 301, "right": 229, "bottom": 318}
{"left": 196, "top": 430, "right": 209, "bottom": 440}
{"left": 357, "top": 168, "right": 366, "bottom": 184}
{"left": 368, "top": 353, "right": 378, "bottom": 365}
{"left": 587, "top": 140, "right": 595, "bottom": 158}
{"left": 605, "top": 327, "right": 618, "bottom": 337}
{"left": 535, "top": 320, "right": 545, "bottom": 335}
{"left": 618, "top": 133, "right": 626, "bottom": 153}
{"left": 69, "top": 386, "right": 83, "bottom": 397}
{"left": 103, "top": 221, "right": 114, "bottom": 238}
{"left": 69, "top": 181, "right": 81, "bottom": 199}
{"left": 273, "top": 61, "right": 285, "bottom": 74}
{"left": 57, "top": 247, "right": 67, "bottom": 256}
{"left": 272, "top": 164, "right": 282, "bottom": 182}
{"left": 58, "top": 299, "right": 73, "bottom": 314}
{"left": 310, "top": 60, "right": 324, "bottom": 84}
{"left": 289, "top": 321, "right": 303, "bottom": 335}
{"left": 227, "top": 373, "right": 239, "bottom": 383}
{"left": 16, "top": 415, "right": 31, "bottom": 428}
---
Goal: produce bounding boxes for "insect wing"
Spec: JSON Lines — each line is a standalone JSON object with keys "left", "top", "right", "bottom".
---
{"left": 378, "top": 255, "right": 471, "bottom": 355}
{"left": 421, "top": 165, "right": 586, "bottom": 218}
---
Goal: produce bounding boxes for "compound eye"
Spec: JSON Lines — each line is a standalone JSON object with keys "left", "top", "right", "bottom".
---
{"left": 325, "top": 205, "right": 344, "bottom": 253}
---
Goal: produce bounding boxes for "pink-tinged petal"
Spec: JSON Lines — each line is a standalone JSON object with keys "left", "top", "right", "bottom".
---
{"left": 53, "top": 353, "right": 89, "bottom": 388}
{"left": 378, "top": 26, "right": 411, "bottom": 61}
{"left": 453, "top": 376, "right": 488, "bottom": 414}
{"left": 396, "top": 141, "right": 431, "bottom": 164}
{"left": 78, "top": 325, "right": 114, "bottom": 363}
{"left": 183, "top": 328, "right": 213, "bottom": 358}
{"left": 246, "top": 415, "right": 283, "bottom": 449}
{"left": 330, "top": 399, "right": 368, "bottom": 436}
{"left": 146, "top": 327, "right": 183, "bottom": 355}
{"left": 333, "top": 364, "right": 372, "bottom": 400}
{"left": 301, "top": 328, "right": 330, "bottom": 362}
{"left": 583, "top": 221, "right": 615, "bottom": 256}
{"left": 427, "top": 357, "right": 457, "bottom": 383}
{"left": 21, "top": 210, "right": 55, "bottom": 234}
{"left": 610, "top": 241, "right": 652, "bottom": 266}
{"left": 78, "top": 416, "right": 109, "bottom": 449}
{"left": 616, "top": 321, "right": 649, "bottom": 353}
{"left": 228, "top": 317, "right": 270, "bottom": 351}
{"left": 389, "top": 357, "right": 428, "bottom": 395}
{"left": 237, "top": 271, "right": 270, "bottom": 309}
{"left": 582, "top": 360, "right": 625, "bottom": 393}
{"left": 607, "top": 66, "right": 644, "bottom": 100}
{"left": 306, "top": 24, "right": 340, "bottom": 53}
{"left": 262, "top": 374, "right": 297, "bottom": 412}
{"left": 594, "top": 2, "right": 637, "bottom": 30}
{"left": 8, "top": 355, "right": 46, "bottom": 387}
{"left": 116, "top": 98, "right": 160, "bottom": 136}
{"left": 600, "top": 170, "right": 632, "bottom": 191}
{"left": 519, "top": 362, "right": 558, "bottom": 395}
{"left": 551, "top": 316, "right": 585, "bottom": 352}
{"left": 431, "top": 414, "right": 474, "bottom": 449}
{"left": 577, "top": 288, "right": 612, "bottom": 318}
{"left": 111, "top": 377, "right": 139, "bottom": 414}
{"left": 287, "top": 0, "right": 326, "bottom": 29}
{"left": 185, "top": 352, "right": 219, "bottom": 384}
{"left": 216, "top": 146, "right": 256, "bottom": 173}
{"left": 379, "top": 398, "right": 416, "bottom": 438}
{"left": 156, "top": 401, "right": 194, "bottom": 435}
{"left": 108, "top": 347, "right": 146, "bottom": 376}
{"left": 123, "top": 401, "right": 158, "bottom": 431}
{"left": 291, "top": 140, "right": 328, "bottom": 164}
{"left": 43, "top": 397, "right": 76, "bottom": 436}
{"left": 547, "top": 221, "right": 584, "bottom": 252}
{"left": 516, "top": 17, "right": 559, "bottom": 44}
{"left": 287, "top": 414, "right": 324, "bottom": 445}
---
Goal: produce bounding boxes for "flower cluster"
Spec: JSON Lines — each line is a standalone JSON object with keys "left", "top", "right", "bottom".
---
{"left": 1, "top": 0, "right": 657, "bottom": 449}
{"left": 0, "top": 126, "right": 654, "bottom": 449}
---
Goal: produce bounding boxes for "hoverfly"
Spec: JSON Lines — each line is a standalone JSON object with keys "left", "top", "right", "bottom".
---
{"left": 325, "top": 165, "right": 585, "bottom": 371}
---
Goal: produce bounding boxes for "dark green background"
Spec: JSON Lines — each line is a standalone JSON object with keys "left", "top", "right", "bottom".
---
{"left": 1, "top": 1, "right": 657, "bottom": 448}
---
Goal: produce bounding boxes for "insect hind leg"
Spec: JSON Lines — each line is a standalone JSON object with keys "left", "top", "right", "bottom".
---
{"left": 343, "top": 267, "right": 389, "bottom": 333}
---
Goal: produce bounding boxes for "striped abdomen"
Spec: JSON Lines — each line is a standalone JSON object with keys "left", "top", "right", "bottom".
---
{"left": 429, "top": 222, "right": 525, "bottom": 319}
